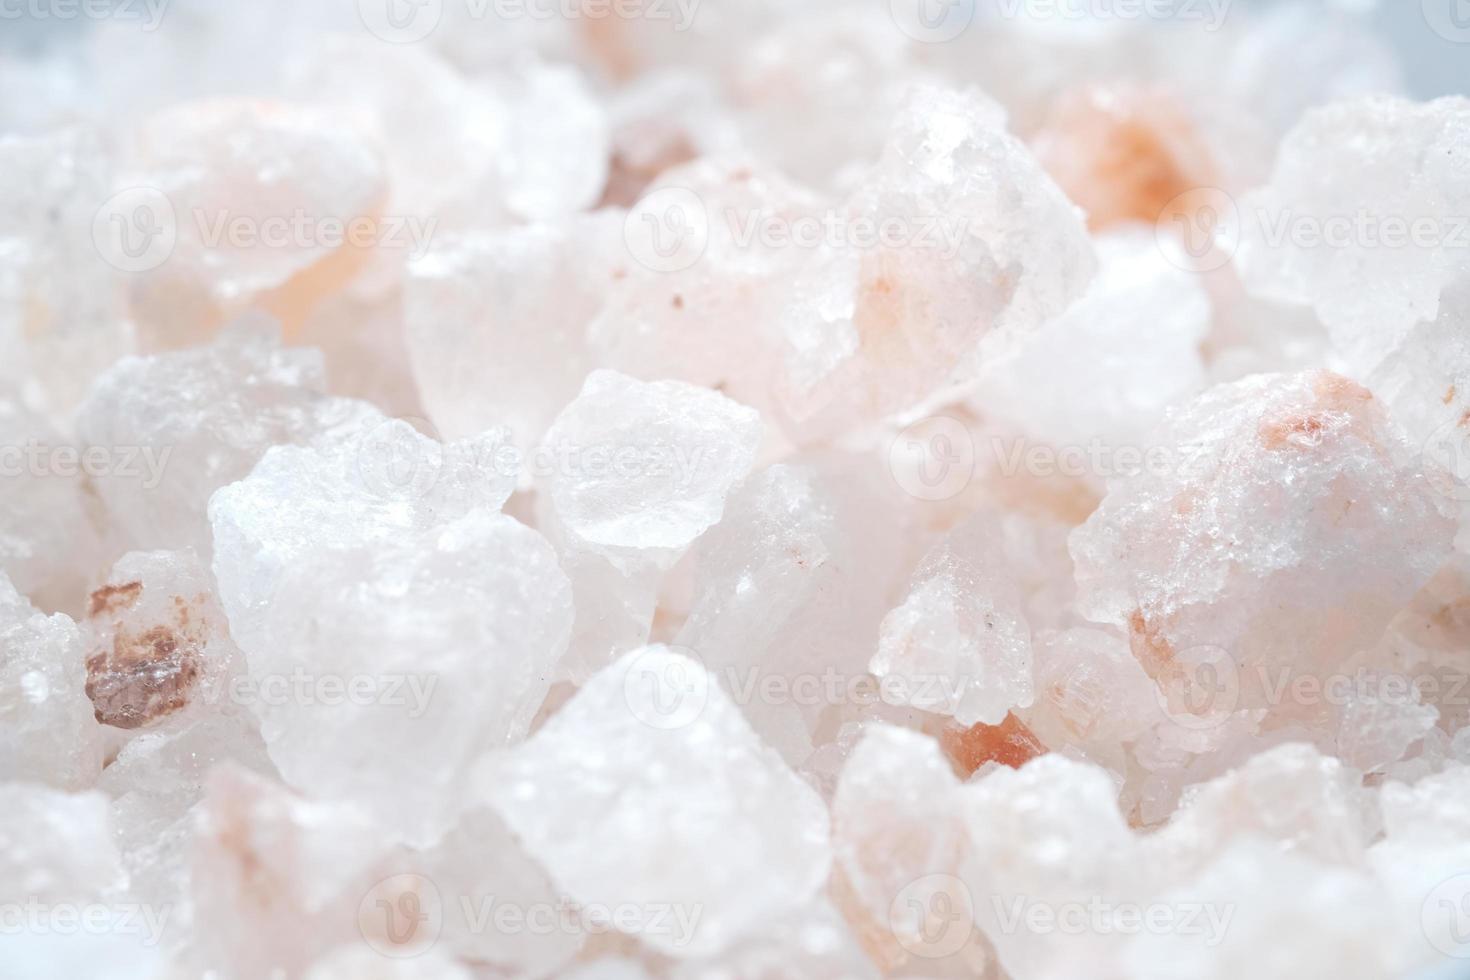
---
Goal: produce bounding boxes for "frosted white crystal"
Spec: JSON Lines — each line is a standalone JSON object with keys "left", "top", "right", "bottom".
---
{"left": 412, "top": 798, "right": 584, "bottom": 975}
{"left": 775, "top": 83, "right": 1095, "bottom": 427}
{"left": 974, "top": 228, "right": 1210, "bottom": 451}
{"left": 77, "top": 319, "right": 373, "bottom": 556}
{"left": 406, "top": 214, "right": 624, "bottom": 451}
{"left": 1023, "top": 627, "right": 1162, "bottom": 772}
{"left": 100, "top": 710, "right": 272, "bottom": 911}
{"left": 216, "top": 506, "right": 571, "bottom": 845}
{"left": 0, "top": 783, "right": 122, "bottom": 902}
{"left": 0, "top": 573, "right": 102, "bottom": 789}
{"left": 590, "top": 157, "right": 822, "bottom": 407}
{"left": 208, "top": 409, "right": 515, "bottom": 651}
{"left": 1071, "top": 371, "right": 1454, "bottom": 704}
{"left": 484, "top": 645, "right": 832, "bottom": 957}
{"left": 0, "top": 128, "right": 133, "bottom": 414}
{"left": 1148, "top": 743, "right": 1373, "bottom": 878}
{"left": 831, "top": 724, "right": 983, "bottom": 972}
{"left": 119, "top": 98, "right": 386, "bottom": 305}
{"left": 540, "top": 370, "right": 763, "bottom": 560}
{"left": 188, "top": 765, "right": 395, "bottom": 979}
{"left": 872, "top": 510, "right": 1035, "bottom": 727}
{"left": 0, "top": 396, "right": 101, "bottom": 612}
{"left": 961, "top": 755, "right": 1149, "bottom": 979}
{"left": 1122, "top": 842, "right": 1406, "bottom": 980}
{"left": 283, "top": 36, "right": 502, "bottom": 217}
{"left": 1237, "top": 96, "right": 1470, "bottom": 373}
{"left": 676, "top": 458, "right": 918, "bottom": 765}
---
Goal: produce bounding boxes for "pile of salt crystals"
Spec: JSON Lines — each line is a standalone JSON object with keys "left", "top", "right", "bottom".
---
{"left": 3, "top": 2, "right": 1470, "bottom": 977}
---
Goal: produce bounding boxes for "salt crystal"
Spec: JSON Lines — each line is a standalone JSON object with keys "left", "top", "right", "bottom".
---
{"left": 484, "top": 645, "right": 832, "bottom": 957}
{"left": 872, "top": 510, "right": 1034, "bottom": 727}
{"left": 0, "top": 573, "right": 102, "bottom": 789}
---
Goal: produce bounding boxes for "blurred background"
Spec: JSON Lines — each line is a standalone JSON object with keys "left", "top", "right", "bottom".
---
{"left": 1, "top": 0, "right": 1466, "bottom": 98}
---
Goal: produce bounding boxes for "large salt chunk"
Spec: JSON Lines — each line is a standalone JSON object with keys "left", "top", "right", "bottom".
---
{"left": 775, "top": 84, "right": 1095, "bottom": 428}
{"left": 1022, "top": 627, "right": 1162, "bottom": 774}
{"left": 675, "top": 457, "right": 917, "bottom": 765}
{"left": 414, "top": 795, "right": 585, "bottom": 975}
{"left": 669, "top": 898, "right": 879, "bottom": 980}
{"left": 0, "top": 783, "right": 122, "bottom": 902}
{"left": 961, "top": 755, "right": 1149, "bottom": 979}
{"left": 0, "top": 573, "right": 102, "bottom": 789}
{"left": 188, "top": 764, "right": 393, "bottom": 980}
{"left": 831, "top": 724, "right": 986, "bottom": 973}
{"left": 99, "top": 711, "right": 273, "bottom": 911}
{"left": 484, "top": 645, "right": 831, "bottom": 958}
{"left": 1070, "top": 371, "right": 1454, "bottom": 706}
{"left": 1237, "top": 96, "right": 1470, "bottom": 373}
{"left": 218, "top": 508, "right": 571, "bottom": 845}
{"left": 540, "top": 370, "right": 763, "bottom": 562}
{"left": 405, "top": 214, "right": 624, "bottom": 452}
{"left": 77, "top": 318, "right": 373, "bottom": 555}
{"left": 590, "top": 158, "right": 822, "bottom": 409}
{"left": 284, "top": 36, "right": 503, "bottom": 216}
{"left": 1369, "top": 275, "right": 1470, "bottom": 504}
{"left": 208, "top": 409, "right": 515, "bottom": 651}
{"left": 0, "top": 128, "right": 133, "bottom": 414}
{"left": 872, "top": 510, "right": 1034, "bottom": 727}
{"left": 1368, "top": 765, "right": 1470, "bottom": 962}
{"left": 114, "top": 98, "right": 386, "bottom": 343}
{"left": 0, "top": 396, "right": 101, "bottom": 612}
{"left": 973, "top": 227, "right": 1210, "bottom": 453}
{"left": 1122, "top": 842, "right": 1407, "bottom": 980}
{"left": 1146, "top": 743, "right": 1373, "bottom": 880}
